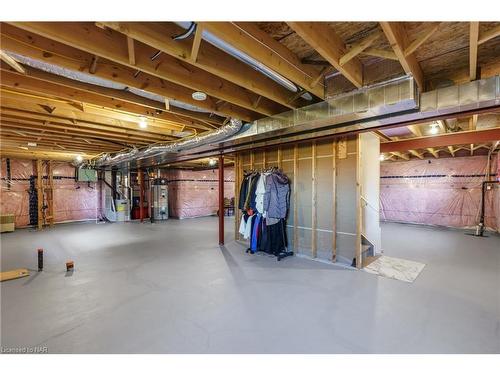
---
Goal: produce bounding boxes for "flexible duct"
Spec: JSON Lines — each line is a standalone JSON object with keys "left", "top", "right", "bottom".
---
{"left": 94, "top": 119, "right": 243, "bottom": 167}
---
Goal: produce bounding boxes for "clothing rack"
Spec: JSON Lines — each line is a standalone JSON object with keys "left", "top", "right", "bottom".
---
{"left": 238, "top": 167, "right": 293, "bottom": 261}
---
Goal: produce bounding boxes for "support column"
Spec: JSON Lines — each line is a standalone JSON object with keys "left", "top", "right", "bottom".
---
{"left": 218, "top": 154, "right": 224, "bottom": 246}
{"left": 138, "top": 168, "right": 144, "bottom": 223}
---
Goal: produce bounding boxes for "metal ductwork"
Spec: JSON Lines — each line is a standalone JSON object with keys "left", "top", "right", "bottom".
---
{"left": 153, "top": 75, "right": 499, "bottom": 162}
{"left": 94, "top": 119, "right": 243, "bottom": 168}
{"left": 94, "top": 75, "right": 498, "bottom": 169}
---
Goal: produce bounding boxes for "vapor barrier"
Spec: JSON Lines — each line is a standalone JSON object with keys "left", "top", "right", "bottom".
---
{"left": 380, "top": 154, "right": 499, "bottom": 231}
{"left": 163, "top": 168, "right": 234, "bottom": 219}
{"left": 0, "top": 158, "right": 98, "bottom": 228}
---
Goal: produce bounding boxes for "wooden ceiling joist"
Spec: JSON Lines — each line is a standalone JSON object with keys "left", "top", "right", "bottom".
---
{"left": 102, "top": 22, "right": 301, "bottom": 112}
{"left": 0, "top": 67, "right": 214, "bottom": 131}
{"left": 0, "top": 93, "right": 181, "bottom": 138}
{"left": 469, "top": 22, "right": 480, "bottom": 81}
{"left": 478, "top": 24, "right": 500, "bottom": 45}
{"left": 380, "top": 128, "right": 500, "bottom": 153}
{"left": 403, "top": 23, "right": 440, "bottom": 57}
{"left": 0, "top": 26, "right": 229, "bottom": 125}
{"left": 340, "top": 31, "right": 381, "bottom": 66}
{"left": 361, "top": 48, "right": 398, "bottom": 61}
{"left": 201, "top": 22, "right": 325, "bottom": 98}
{"left": 287, "top": 22, "right": 363, "bottom": 88}
{"left": 1, "top": 116, "right": 168, "bottom": 145}
{"left": 379, "top": 22, "right": 425, "bottom": 90}
{"left": 8, "top": 22, "right": 283, "bottom": 118}
{"left": 0, "top": 49, "right": 26, "bottom": 74}
{"left": 4, "top": 23, "right": 260, "bottom": 121}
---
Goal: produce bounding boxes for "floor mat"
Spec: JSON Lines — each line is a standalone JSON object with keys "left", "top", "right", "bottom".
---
{"left": 363, "top": 255, "right": 425, "bottom": 283}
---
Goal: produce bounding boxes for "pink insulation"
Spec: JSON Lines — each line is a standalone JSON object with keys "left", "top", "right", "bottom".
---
{"left": 164, "top": 168, "right": 235, "bottom": 219}
{"left": 380, "top": 155, "right": 499, "bottom": 231}
{"left": 0, "top": 159, "right": 33, "bottom": 227}
{"left": 0, "top": 158, "right": 98, "bottom": 228}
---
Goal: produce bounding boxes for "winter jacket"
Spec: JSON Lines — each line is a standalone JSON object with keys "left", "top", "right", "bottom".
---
{"left": 263, "top": 172, "right": 290, "bottom": 219}
{"left": 255, "top": 173, "right": 267, "bottom": 214}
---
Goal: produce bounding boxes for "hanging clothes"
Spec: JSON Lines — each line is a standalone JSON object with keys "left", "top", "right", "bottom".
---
{"left": 263, "top": 171, "right": 290, "bottom": 220}
{"left": 238, "top": 167, "right": 292, "bottom": 260}
{"left": 255, "top": 173, "right": 267, "bottom": 214}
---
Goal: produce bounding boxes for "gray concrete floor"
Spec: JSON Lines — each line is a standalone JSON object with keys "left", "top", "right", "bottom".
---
{"left": 1, "top": 218, "right": 499, "bottom": 353}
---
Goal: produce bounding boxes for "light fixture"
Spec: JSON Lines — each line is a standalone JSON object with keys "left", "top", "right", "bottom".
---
{"left": 138, "top": 117, "right": 147, "bottom": 129}
{"left": 75, "top": 155, "right": 83, "bottom": 162}
{"left": 192, "top": 91, "right": 207, "bottom": 101}
{"left": 429, "top": 123, "right": 439, "bottom": 135}
{"left": 379, "top": 154, "right": 385, "bottom": 161}
{"left": 208, "top": 158, "right": 217, "bottom": 166}
{"left": 18, "top": 146, "right": 29, "bottom": 150}
{"left": 27, "top": 142, "right": 37, "bottom": 147}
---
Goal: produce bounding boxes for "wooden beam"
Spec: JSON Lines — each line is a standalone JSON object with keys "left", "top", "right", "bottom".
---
{"left": 1, "top": 67, "right": 213, "bottom": 131}
{"left": 201, "top": 22, "right": 324, "bottom": 98}
{"left": 478, "top": 24, "right": 500, "bottom": 45}
{"left": 190, "top": 24, "right": 203, "bottom": 63}
{"left": 102, "top": 22, "right": 309, "bottom": 109}
{"left": 0, "top": 91, "right": 181, "bottom": 138}
{"left": 470, "top": 114, "right": 478, "bottom": 130}
{"left": 380, "top": 128, "right": 500, "bottom": 153}
{"left": 379, "top": 22, "right": 425, "bottom": 90}
{"left": 404, "top": 23, "right": 440, "bottom": 57}
{"left": 310, "top": 66, "right": 334, "bottom": 89}
{"left": 407, "top": 124, "right": 423, "bottom": 137}
{"left": 126, "top": 36, "right": 135, "bottom": 65}
{"left": 311, "top": 141, "right": 317, "bottom": 259}
{"left": 0, "top": 50, "right": 26, "bottom": 74}
{"left": 8, "top": 22, "right": 265, "bottom": 120}
{"left": 0, "top": 24, "right": 242, "bottom": 122}
{"left": 340, "top": 31, "right": 381, "bottom": 66}
{"left": 361, "top": 48, "right": 398, "bottom": 61}
{"left": 287, "top": 22, "right": 363, "bottom": 88}
{"left": 409, "top": 149, "right": 424, "bottom": 159}
{"left": 470, "top": 22, "right": 480, "bottom": 81}
{"left": 390, "top": 151, "right": 410, "bottom": 160}
{"left": 426, "top": 147, "right": 439, "bottom": 158}
{"left": 373, "top": 130, "right": 392, "bottom": 142}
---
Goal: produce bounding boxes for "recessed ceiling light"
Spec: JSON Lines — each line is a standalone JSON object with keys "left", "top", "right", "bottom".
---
{"left": 192, "top": 91, "right": 207, "bottom": 101}
{"left": 429, "top": 123, "right": 439, "bottom": 134}
{"left": 138, "top": 117, "right": 147, "bottom": 129}
{"left": 208, "top": 158, "right": 217, "bottom": 166}
{"left": 27, "top": 142, "right": 37, "bottom": 147}
{"left": 75, "top": 155, "right": 83, "bottom": 162}
{"left": 379, "top": 154, "right": 385, "bottom": 161}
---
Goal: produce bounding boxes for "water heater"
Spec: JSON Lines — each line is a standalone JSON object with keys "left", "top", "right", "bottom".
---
{"left": 151, "top": 178, "right": 168, "bottom": 221}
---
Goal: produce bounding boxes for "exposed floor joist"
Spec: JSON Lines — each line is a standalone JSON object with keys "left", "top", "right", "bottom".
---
{"left": 287, "top": 22, "right": 363, "bottom": 88}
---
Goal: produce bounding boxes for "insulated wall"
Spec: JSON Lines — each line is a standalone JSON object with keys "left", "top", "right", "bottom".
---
{"left": 234, "top": 135, "right": 370, "bottom": 266}
{"left": 164, "top": 168, "right": 235, "bottom": 219}
{"left": 380, "top": 154, "right": 499, "bottom": 231}
{"left": 0, "top": 157, "right": 98, "bottom": 228}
